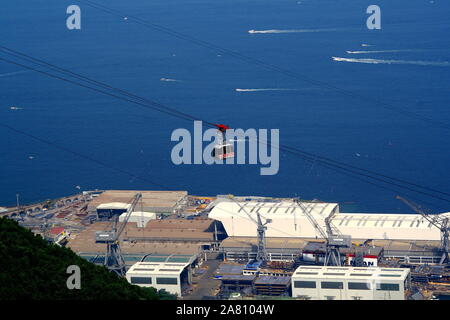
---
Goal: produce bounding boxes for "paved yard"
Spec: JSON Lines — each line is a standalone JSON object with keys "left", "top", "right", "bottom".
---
{"left": 183, "top": 259, "right": 221, "bottom": 300}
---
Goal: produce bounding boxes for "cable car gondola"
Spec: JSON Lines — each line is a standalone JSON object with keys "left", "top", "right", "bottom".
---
{"left": 212, "top": 124, "right": 235, "bottom": 160}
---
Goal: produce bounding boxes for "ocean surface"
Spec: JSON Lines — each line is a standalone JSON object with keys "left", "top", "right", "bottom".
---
{"left": 1, "top": 0, "right": 450, "bottom": 213}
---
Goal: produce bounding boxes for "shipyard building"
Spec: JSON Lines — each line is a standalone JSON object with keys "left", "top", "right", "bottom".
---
{"left": 291, "top": 266, "right": 411, "bottom": 300}
{"left": 208, "top": 199, "right": 448, "bottom": 241}
{"left": 209, "top": 197, "right": 447, "bottom": 264}
{"left": 65, "top": 191, "right": 448, "bottom": 299}
{"left": 125, "top": 254, "right": 197, "bottom": 296}
{"left": 88, "top": 190, "right": 188, "bottom": 217}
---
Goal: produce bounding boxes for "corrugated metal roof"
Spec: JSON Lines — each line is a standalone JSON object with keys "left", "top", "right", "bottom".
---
{"left": 88, "top": 190, "right": 187, "bottom": 211}
{"left": 68, "top": 221, "right": 205, "bottom": 255}
{"left": 210, "top": 200, "right": 338, "bottom": 219}
{"left": 217, "top": 263, "right": 246, "bottom": 275}
{"left": 121, "top": 211, "right": 157, "bottom": 218}
{"left": 255, "top": 276, "right": 291, "bottom": 285}
{"left": 96, "top": 202, "right": 131, "bottom": 210}
{"left": 209, "top": 198, "right": 447, "bottom": 240}
{"left": 127, "top": 260, "right": 191, "bottom": 275}
{"left": 332, "top": 213, "right": 442, "bottom": 230}
{"left": 220, "top": 274, "right": 256, "bottom": 282}
{"left": 220, "top": 236, "right": 308, "bottom": 250}
{"left": 142, "top": 253, "right": 196, "bottom": 264}
{"left": 293, "top": 266, "right": 410, "bottom": 280}
{"left": 146, "top": 219, "right": 214, "bottom": 231}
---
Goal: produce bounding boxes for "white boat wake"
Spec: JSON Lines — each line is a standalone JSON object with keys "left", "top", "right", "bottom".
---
{"left": 248, "top": 28, "right": 338, "bottom": 34}
{"left": 160, "top": 77, "right": 180, "bottom": 82}
{"left": 332, "top": 57, "right": 450, "bottom": 67}
{"left": 346, "top": 49, "right": 415, "bottom": 54}
{"left": 235, "top": 88, "right": 299, "bottom": 92}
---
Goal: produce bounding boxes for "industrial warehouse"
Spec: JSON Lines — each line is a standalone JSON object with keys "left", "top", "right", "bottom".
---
{"left": 8, "top": 189, "right": 449, "bottom": 300}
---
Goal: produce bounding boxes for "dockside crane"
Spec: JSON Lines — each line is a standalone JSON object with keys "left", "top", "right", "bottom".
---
{"left": 95, "top": 193, "right": 142, "bottom": 276}
{"left": 396, "top": 196, "right": 449, "bottom": 265}
{"left": 229, "top": 197, "right": 272, "bottom": 264}
{"left": 294, "top": 199, "right": 351, "bottom": 266}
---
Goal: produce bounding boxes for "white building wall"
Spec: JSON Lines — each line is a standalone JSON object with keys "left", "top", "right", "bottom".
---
{"left": 125, "top": 261, "right": 188, "bottom": 297}
{"left": 119, "top": 211, "right": 156, "bottom": 227}
{"left": 223, "top": 215, "right": 323, "bottom": 238}
{"left": 292, "top": 279, "right": 375, "bottom": 300}
{"left": 126, "top": 273, "right": 181, "bottom": 296}
{"left": 292, "top": 281, "right": 321, "bottom": 300}
{"left": 209, "top": 200, "right": 335, "bottom": 238}
{"left": 343, "top": 281, "right": 374, "bottom": 300}
{"left": 209, "top": 200, "right": 449, "bottom": 241}
{"left": 291, "top": 266, "right": 409, "bottom": 300}
{"left": 333, "top": 213, "right": 442, "bottom": 241}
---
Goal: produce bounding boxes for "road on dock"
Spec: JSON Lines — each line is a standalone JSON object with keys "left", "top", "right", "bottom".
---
{"left": 183, "top": 259, "right": 221, "bottom": 300}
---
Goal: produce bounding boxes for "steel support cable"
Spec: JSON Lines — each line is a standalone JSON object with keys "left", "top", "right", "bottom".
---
{"left": 2, "top": 51, "right": 450, "bottom": 204}
{"left": 78, "top": 0, "right": 450, "bottom": 130}
{"left": 0, "top": 51, "right": 214, "bottom": 128}
{"left": 3, "top": 48, "right": 449, "bottom": 200}
{"left": 278, "top": 143, "right": 450, "bottom": 199}
{"left": 0, "top": 56, "right": 207, "bottom": 125}
{"left": 0, "top": 121, "right": 170, "bottom": 190}
{"left": 256, "top": 138, "right": 450, "bottom": 203}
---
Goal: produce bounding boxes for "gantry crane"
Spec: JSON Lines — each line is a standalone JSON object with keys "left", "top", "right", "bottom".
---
{"left": 294, "top": 199, "right": 351, "bottom": 266}
{"left": 229, "top": 197, "right": 272, "bottom": 264}
{"left": 396, "top": 196, "right": 449, "bottom": 265}
{"left": 95, "top": 193, "right": 142, "bottom": 276}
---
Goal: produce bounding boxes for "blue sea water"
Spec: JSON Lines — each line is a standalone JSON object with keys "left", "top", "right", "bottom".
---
{"left": 1, "top": 0, "right": 450, "bottom": 213}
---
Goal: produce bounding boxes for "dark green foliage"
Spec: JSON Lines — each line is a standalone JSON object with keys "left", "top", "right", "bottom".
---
{"left": 0, "top": 217, "right": 176, "bottom": 300}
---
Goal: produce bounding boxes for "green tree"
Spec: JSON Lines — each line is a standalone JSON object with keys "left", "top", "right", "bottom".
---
{"left": 0, "top": 217, "right": 176, "bottom": 300}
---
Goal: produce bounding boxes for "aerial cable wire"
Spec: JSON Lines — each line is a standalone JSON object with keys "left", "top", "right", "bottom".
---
{"left": 276, "top": 142, "right": 450, "bottom": 199}
{"left": 1, "top": 45, "right": 447, "bottom": 197}
{"left": 2, "top": 49, "right": 450, "bottom": 205}
{"left": 0, "top": 121, "right": 170, "bottom": 190}
{"left": 77, "top": 0, "right": 450, "bottom": 131}
{"left": 0, "top": 46, "right": 217, "bottom": 128}
{"left": 3, "top": 47, "right": 448, "bottom": 201}
{"left": 0, "top": 55, "right": 210, "bottom": 126}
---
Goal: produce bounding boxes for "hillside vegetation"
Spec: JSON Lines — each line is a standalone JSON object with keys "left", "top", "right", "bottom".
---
{"left": 0, "top": 217, "right": 175, "bottom": 300}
